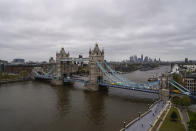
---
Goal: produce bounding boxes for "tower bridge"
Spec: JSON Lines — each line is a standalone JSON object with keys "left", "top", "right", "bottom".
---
{"left": 33, "top": 43, "right": 193, "bottom": 100}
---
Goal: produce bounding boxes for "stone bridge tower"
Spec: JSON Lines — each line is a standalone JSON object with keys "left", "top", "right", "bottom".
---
{"left": 159, "top": 73, "right": 171, "bottom": 101}
{"left": 52, "top": 48, "right": 69, "bottom": 85}
{"left": 86, "top": 43, "right": 104, "bottom": 91}
{"left": 56, "top": 47, "right": 70, "bottom": 79}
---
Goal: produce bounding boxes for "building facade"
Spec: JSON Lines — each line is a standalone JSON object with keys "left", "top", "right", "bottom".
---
{"left": 184, "top": 73, "right": 196, "bottom": 95}
{"left": 12, "top": 58, "right": 25, "bottom": 64}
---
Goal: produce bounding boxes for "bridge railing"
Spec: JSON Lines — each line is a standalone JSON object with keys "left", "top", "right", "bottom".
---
{"left": 169, "top": 80, "right": 191, "bottom": 96}
{"left": 99, "top": 80, "right": 159, "bottom": 94}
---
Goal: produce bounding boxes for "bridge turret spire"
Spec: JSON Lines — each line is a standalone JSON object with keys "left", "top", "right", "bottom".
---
{"left": 102, "top": 49, "right": 104, "bottom": 55}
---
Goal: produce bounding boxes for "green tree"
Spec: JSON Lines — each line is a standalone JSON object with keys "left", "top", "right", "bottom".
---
{"left": 189, "top": 119, "right": 196, "bottom": 131}
{"left": 172, "top": 96, "right": 191, "bottom": 107}
{"left": 173, "top": 73, "right": 184, "bottom": 86}
{"left": 172, "top": 96, "right": 181, "bottom": 105}
{"left": 19, "top": 70, "right": 28, "bottom": 80}
{"left": 3, "top": 72, "right": 9, "bottom": 80}
{"left": 170, "top": 111, "right": 178, "bottom": 121}
{"left": 188, "top": 111, "right": 196, "bottom": 131}
{"left": 181, "top": 96, "right": 191, "bottom": 107}
{"left": 173, "top": 73, "right": 179, "bottom": 82}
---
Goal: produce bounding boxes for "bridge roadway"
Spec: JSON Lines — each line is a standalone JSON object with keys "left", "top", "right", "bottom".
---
{"left": 99, "top": 81, "right": 159, "bottom": 94}
{"left": 124, "top": 101, "right": 169, "bottom": 131}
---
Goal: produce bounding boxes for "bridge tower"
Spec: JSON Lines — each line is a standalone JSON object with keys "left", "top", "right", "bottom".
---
{"left": 159, "top": 73, "right": 171, "bottom": 101}
{"left": 51, "top": 48, "right": 70, "bottom": 85}
{"left": 86, "top": 43, "right": 104, "bottom": 91}
{"left": 56, "top": 47, "right": 70, "bottom": 79}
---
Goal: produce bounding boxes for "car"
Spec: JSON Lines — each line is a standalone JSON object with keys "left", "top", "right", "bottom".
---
{"left": 184, "top": 92, "right": 191, "bottom": 95}
{"left": 173, "top": 89, "right": 180, "bottom": 93}
{"left": 111, "top": 83, "right": 115, "bottom": 85}
{"left": 116, "top": 82, "right": 121, "bottom": 85}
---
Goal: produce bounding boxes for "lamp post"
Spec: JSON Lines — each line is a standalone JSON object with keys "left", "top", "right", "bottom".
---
{"left": 123, "top": 121, "right": 126, "bottom": 130}
{"left": 138, "top": 112, "right": 141, "bottom": 119}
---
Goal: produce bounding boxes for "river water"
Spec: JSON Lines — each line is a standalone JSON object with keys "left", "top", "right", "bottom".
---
{"left": 0, "top": 66, "right": 170, "bottom": 131}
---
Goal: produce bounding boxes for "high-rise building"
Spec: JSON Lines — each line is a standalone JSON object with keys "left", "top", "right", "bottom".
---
{"left": 185, "top": 58, "right": 188, "bottom": 63}
{"left": 144, "top": 56, "right": 148, "bottom": 63}
{"left": 134, "top": 55, "right": 137, "bottom": 63}
{"left": 141, "top": 54, "right": 143, "bottom": 62}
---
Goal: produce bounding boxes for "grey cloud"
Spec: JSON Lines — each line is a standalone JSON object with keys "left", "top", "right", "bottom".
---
{"left": 0, "top": 0, "right": 196, "bottom": 61}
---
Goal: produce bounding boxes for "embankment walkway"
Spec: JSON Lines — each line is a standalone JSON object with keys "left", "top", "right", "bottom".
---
{"left": 121, "top": 100, "right": 170, "bottom": 131}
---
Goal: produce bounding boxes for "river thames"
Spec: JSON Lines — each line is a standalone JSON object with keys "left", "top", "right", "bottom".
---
{"left": 0, "top": 65, "right": 170, "bottom": 131}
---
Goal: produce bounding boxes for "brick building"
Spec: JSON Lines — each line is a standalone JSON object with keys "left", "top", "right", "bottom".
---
{"left": 4, "top": 64, "right": 40, "bottom": 74}
{"left": 184, "top": 73, "right": 196, "bottom": 95}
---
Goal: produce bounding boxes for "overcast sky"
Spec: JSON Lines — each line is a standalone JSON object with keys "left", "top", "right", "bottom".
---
{"left": 0, "top": 0, "right": 196, "bottom": 62}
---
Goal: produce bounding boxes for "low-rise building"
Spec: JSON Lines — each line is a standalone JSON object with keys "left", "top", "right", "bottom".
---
{"left": 12, "top": 58, "right": 25, "bottom": 65}
{"left": 183, "top": 64, "right": 196, "bottom": 72}
{"left": 4, "top": 64, "right": 38, "bottom": 74}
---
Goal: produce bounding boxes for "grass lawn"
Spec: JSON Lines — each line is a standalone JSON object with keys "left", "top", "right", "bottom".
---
{"left": 188, "top": 110, "right": 196, "bottom": 131}
{"left": 188, "top": 110, "right": 196, "bottom": 120}
{"left": 159, "top": 106, "right": 185, "bottom": 131}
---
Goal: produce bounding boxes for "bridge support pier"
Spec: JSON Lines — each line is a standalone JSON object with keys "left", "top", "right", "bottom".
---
{"left": 159, "top": 73, "right": 171, "bottom": 101}
{"left": 159, "top": 89, "right": 170, "bottom": 101}
{"left": 51, "top": 79, "right": 63, "bottom": 86}
{"left": 86, "top": 82, "right": 99, "bottom": 91}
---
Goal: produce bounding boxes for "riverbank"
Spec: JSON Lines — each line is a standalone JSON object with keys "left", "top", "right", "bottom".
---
{"left": 0, "top": 79, "right": 30, "bottom": 85}
{"left": 114, "top": 63, "right": 162, "bottom": 73}
{"left": 120, "top": 100, "right": 169, "bottom": 131}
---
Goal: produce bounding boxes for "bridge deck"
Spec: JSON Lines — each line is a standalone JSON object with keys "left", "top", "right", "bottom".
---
{"left": 99, "top": 82, "right": 159, "bottom": 94}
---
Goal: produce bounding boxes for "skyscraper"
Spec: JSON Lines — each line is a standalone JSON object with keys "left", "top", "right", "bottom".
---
{"left": 141, "top": 54, "right": 143, "bottom": 62}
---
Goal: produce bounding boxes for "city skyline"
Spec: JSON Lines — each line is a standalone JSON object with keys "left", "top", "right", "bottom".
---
{"left": 0, "top": 0, "right": 196, "bottom": 61}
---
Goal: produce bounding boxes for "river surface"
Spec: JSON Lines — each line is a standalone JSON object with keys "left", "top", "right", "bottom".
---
{"left": 0, "top": 65, "right": 170, "bottom": 131}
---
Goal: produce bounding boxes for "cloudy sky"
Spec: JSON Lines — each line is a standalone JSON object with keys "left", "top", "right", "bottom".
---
{"left": 0, "top": 0, "right": 196, "bottom": 62}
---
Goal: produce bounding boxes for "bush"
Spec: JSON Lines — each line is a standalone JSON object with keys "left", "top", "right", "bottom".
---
{"left": 181, "top": 96, "right": 191, "bottom": 106}
{"left": 170, "top": 111, "right": 178, "bottom": 121}
{"left": 172, "top": 96, "right": 181, "bottom": 105}
{"left": 172, "top": 96, "right": 191, "bottom": 107}
{"left": 188, "top": 119, "right": 196, "bottom": 131}
{"left": 188, "top": 110, "right": 196, "bottom": 131}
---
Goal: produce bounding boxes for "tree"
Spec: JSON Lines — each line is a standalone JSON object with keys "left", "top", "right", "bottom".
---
{"left": 19, "top": 70, "right": 29, "bottom": 80}
{"left": 189, "top": 119, "right": 196, "bottom": 131}
{"left": 173, "top": 73, "right": 179, "bottom": 82}
{"left": 188, "top": 111, "right": 196, "bottom": 131}
{"left": 170, "top": 111, "right": 178, "bottom": 121}
{"left": 181, "top": 96, "right": 191, "bottom": 107}
{"left": 172, "top": 96, "right": 181, "bottom": 105}
{"left": 172, "top": 96, "right": 191, "bottom": 107}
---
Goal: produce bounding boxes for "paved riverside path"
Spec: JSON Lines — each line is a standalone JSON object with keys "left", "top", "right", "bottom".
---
{"left": 125, "top": 101, "right": 166, "bottom": 131}
{"left": 178, "top": 108, "right": 189, "bottom": 131}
